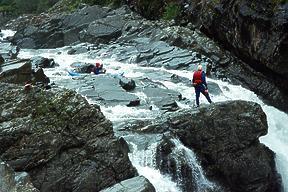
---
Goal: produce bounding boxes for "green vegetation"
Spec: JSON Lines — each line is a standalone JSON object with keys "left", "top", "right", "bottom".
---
{"left": 162, "top": 2, "right": 181, "bottom": 20}
{"left": 0, "top": 0, "right": 123, "bottom": 14}
{"left": 272, "top": 0, "right": 288, "bottom": 4}
{"left": 135, "top": 0, "right": 164, "bottom": 20}
{"left": 0, "top": 0, "right": 59, "bottom": 14}
{"left": 82, "top": 0, "right": 123, "bottom": 8}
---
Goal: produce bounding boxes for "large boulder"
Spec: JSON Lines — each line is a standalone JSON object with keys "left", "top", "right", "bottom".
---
{"left": 0, "top": 59, "right": 50, "bottom": 85}
{"left": 119, "top": 77, "right": 136, "bottom": 91}
{"left": 79, "top": 15, "right": 125, "bottom": 44}
{"left": 10, "top": 6, "right": 111, "bottom": 49}
{"left": 30, "top": 56, "right": 58, "bottom": 68}
{"left": 0, "top": 83, "right": 137, "bottom": 192}
{"left": 166, "top": 100, "right": 282, "bottom": 192}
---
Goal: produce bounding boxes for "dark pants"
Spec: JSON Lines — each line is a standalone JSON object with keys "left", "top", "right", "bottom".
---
{"left": 195, "top": 85, "right": 212, "bottom": 106}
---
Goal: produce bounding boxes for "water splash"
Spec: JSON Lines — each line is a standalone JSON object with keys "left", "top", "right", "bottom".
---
{"left": 170, "top": 139, "right": 218, "bottom": 192}
{"left": 128, "top": 142, "right": 181, "bottom": 192}
{"left": 0, "top": 30, "right": 16, "bottom": 41}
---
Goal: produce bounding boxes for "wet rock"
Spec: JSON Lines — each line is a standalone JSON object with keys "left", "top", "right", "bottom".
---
{"left": 127, "top": 99, "right": 140, "bottom": 107}
{"left": 168, "top": 100, "right": 282, "bottom": 192}
{"left": 119, "top": 77, "right": 136, "bottom": 91}
{"left": 11, "top": 6, "right": 110, "bottom": 49}
{"left": 33, "top": 68, "right": 50, "bottom": 84}
{"left": 100, "top": 176, "right": 156, "bottom": 192}
{"left": 143, "top": 87, "right": 179, "bottom": 110}
{"left": 0, "top": 83, "right": 137, "bottom": 192}
{"left": 75, "top": 75, "right": 139, "bottom": 106}
{"left": 62, "top": 5, "right": 109, "bottom": 28}
{"left": 30, "top": 56, "right": 58, "bottom": 68}
{"left": 80, "top": 15, "right": 125, "bottom": 44}
{"left": 0, "top": 54, "right": 4, "bottom": 65}
{"left": 0, "top": 59, "right": 50, "bottom": 85}
{"left": 161, "top": 101, "right": 179, "bottom": 112}
{"left": 70, "top": 62, "right": 95, "bottom": 73}
{"left": 0, "top": 160, "right": 39, "bottom": 192}
{"left": 67, "top": 46, "right": 88, "bottom": 55}
{"left": 156, "top": 136, "right": 223, "bottom": 192}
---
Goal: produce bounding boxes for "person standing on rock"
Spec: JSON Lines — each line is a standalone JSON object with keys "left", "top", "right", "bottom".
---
{"left": 192, "top": 65, "right": 212, "bottom": 107}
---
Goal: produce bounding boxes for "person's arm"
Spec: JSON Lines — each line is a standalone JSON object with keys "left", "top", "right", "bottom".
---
{"left": 202, "top": 72, "right": 208, "bottom": 89}
{"left": 192, "top": 73, "right": 195, "bottom": 84}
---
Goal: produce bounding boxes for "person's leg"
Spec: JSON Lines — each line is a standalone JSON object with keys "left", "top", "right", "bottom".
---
{"left": 200, "top": 88, "right": 212, "bottom": 103}
{"left": 195, "top": 87, "right": 201, "bottom": 107}
{"left": 204, "top": 92, "right": 212, "bottom": 103}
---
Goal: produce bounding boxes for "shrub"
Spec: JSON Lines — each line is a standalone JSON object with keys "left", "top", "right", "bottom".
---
{"left": 162, "top": 2, "right": 180, "bottom": 20}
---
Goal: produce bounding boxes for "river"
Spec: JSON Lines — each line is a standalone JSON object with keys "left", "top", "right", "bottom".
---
{"left": 1, "top": 29, "right": 287, "bottom": 192}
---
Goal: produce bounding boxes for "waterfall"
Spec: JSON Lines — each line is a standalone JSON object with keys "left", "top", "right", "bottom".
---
{"left": 128, "top": 141, "right": 181, "bottom": 192}
{"left": 170, "top": 138, "right": 219, "bottom": 192}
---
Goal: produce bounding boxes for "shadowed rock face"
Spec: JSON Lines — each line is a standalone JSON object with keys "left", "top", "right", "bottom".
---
{"left": 192, "top": 0, "right": 288, "bottom": 104}
{"left": 0, "top": 83, "right": 137, "bottom": 192}
{"left": 162, "top": 101, "right": 282, "bottom": 192}
{"left": 0, "top": 160, "right": 39, "bottom": 192}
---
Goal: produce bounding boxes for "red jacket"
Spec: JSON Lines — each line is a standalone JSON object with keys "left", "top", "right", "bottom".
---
{"left": 193, "top": 71, "right": 203, "bottom": 85}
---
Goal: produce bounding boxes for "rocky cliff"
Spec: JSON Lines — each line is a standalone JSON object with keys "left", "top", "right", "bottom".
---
{"left": 155, "top": 101, "right": 282, "bottom": 192}
{"left": 0, "top": 82, "right": 139, "bottom": 192}
{"left": 189, "top": 0, "right": 288, "bottom": 103}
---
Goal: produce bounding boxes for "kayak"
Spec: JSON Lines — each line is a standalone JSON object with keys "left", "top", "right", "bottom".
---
{"left": 67, "top": 70, "right": 80, "bottom": 76}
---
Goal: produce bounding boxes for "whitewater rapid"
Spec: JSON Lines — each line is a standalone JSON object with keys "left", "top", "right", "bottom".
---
{"left": 1, "top": 30, "right": 287, "bottom": 191}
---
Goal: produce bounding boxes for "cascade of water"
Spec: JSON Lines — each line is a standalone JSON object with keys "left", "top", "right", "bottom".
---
{"left": 128, "top": 142, "right": 181, "bottom": 192}
{"left": 170, "top": 138, "right": 219, "bottom": 192}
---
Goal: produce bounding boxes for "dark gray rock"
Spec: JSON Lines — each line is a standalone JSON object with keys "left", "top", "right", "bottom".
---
{"left": 33, "top": 68, "right": 50, "bottom": 85}
{"left": 58, "top": 75, "right": 139, "bottom": 106}
{"left": 30, "top": 56, "right": 58, "bottom": 68}
{"left": 100, "top": 176, "right": 156, "bottom": 192}
{"left": 0, "top": 54, "right": 4, "bottom": 65}
{"left": 62, "top": 5, "right": 109, "bottom": 28}
{"left": 167, "top": 100, "right": 282, "bottom": 192}
{"left": 143, "top": 87, "right": 180, "bottom": 110}
{"left": 0, "top": 59, "right": 50, "bottom": 85}
{"left": 70, "top": 62, "right": 95, "bottom": 73}
{"left": 0, "top": 83, "right": 137, "bottom": 192}
{"left": 119, "top": 77, "right": 136, "bottom": 91}
{"left": 0, "top": 160, "right": 39, "bottom": 192}
{"left": 127, "top": 99, "right": 140, "bottom": 107}
{"left": 156, "top": 136, "right": 224, "bottom": 192}
{"left": 80, "top": 15, "right": 125, "bottom": 44}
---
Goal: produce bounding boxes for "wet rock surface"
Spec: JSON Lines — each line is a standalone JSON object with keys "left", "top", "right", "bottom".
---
{"left": 0, "top": 83, "right": 138, "bottom": 192}
{"left": 161, "top": 100, "right": 282, "bottom": 192}
{"left": 0, "top": 59, "right": 49, "bottom": 85}
{"left": 100, "top": 176, "right": 156, "bottom": 192}
{"left": 0, "top": 160, "right": 39, "bottom": 192}
{"left": 30, "top": 56, "right": 58, "bottom": 69}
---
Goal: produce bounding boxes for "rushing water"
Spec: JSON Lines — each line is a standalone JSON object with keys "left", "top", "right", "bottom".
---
{"left": 1, "top": 30, "right": 288, "bottom": 191}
